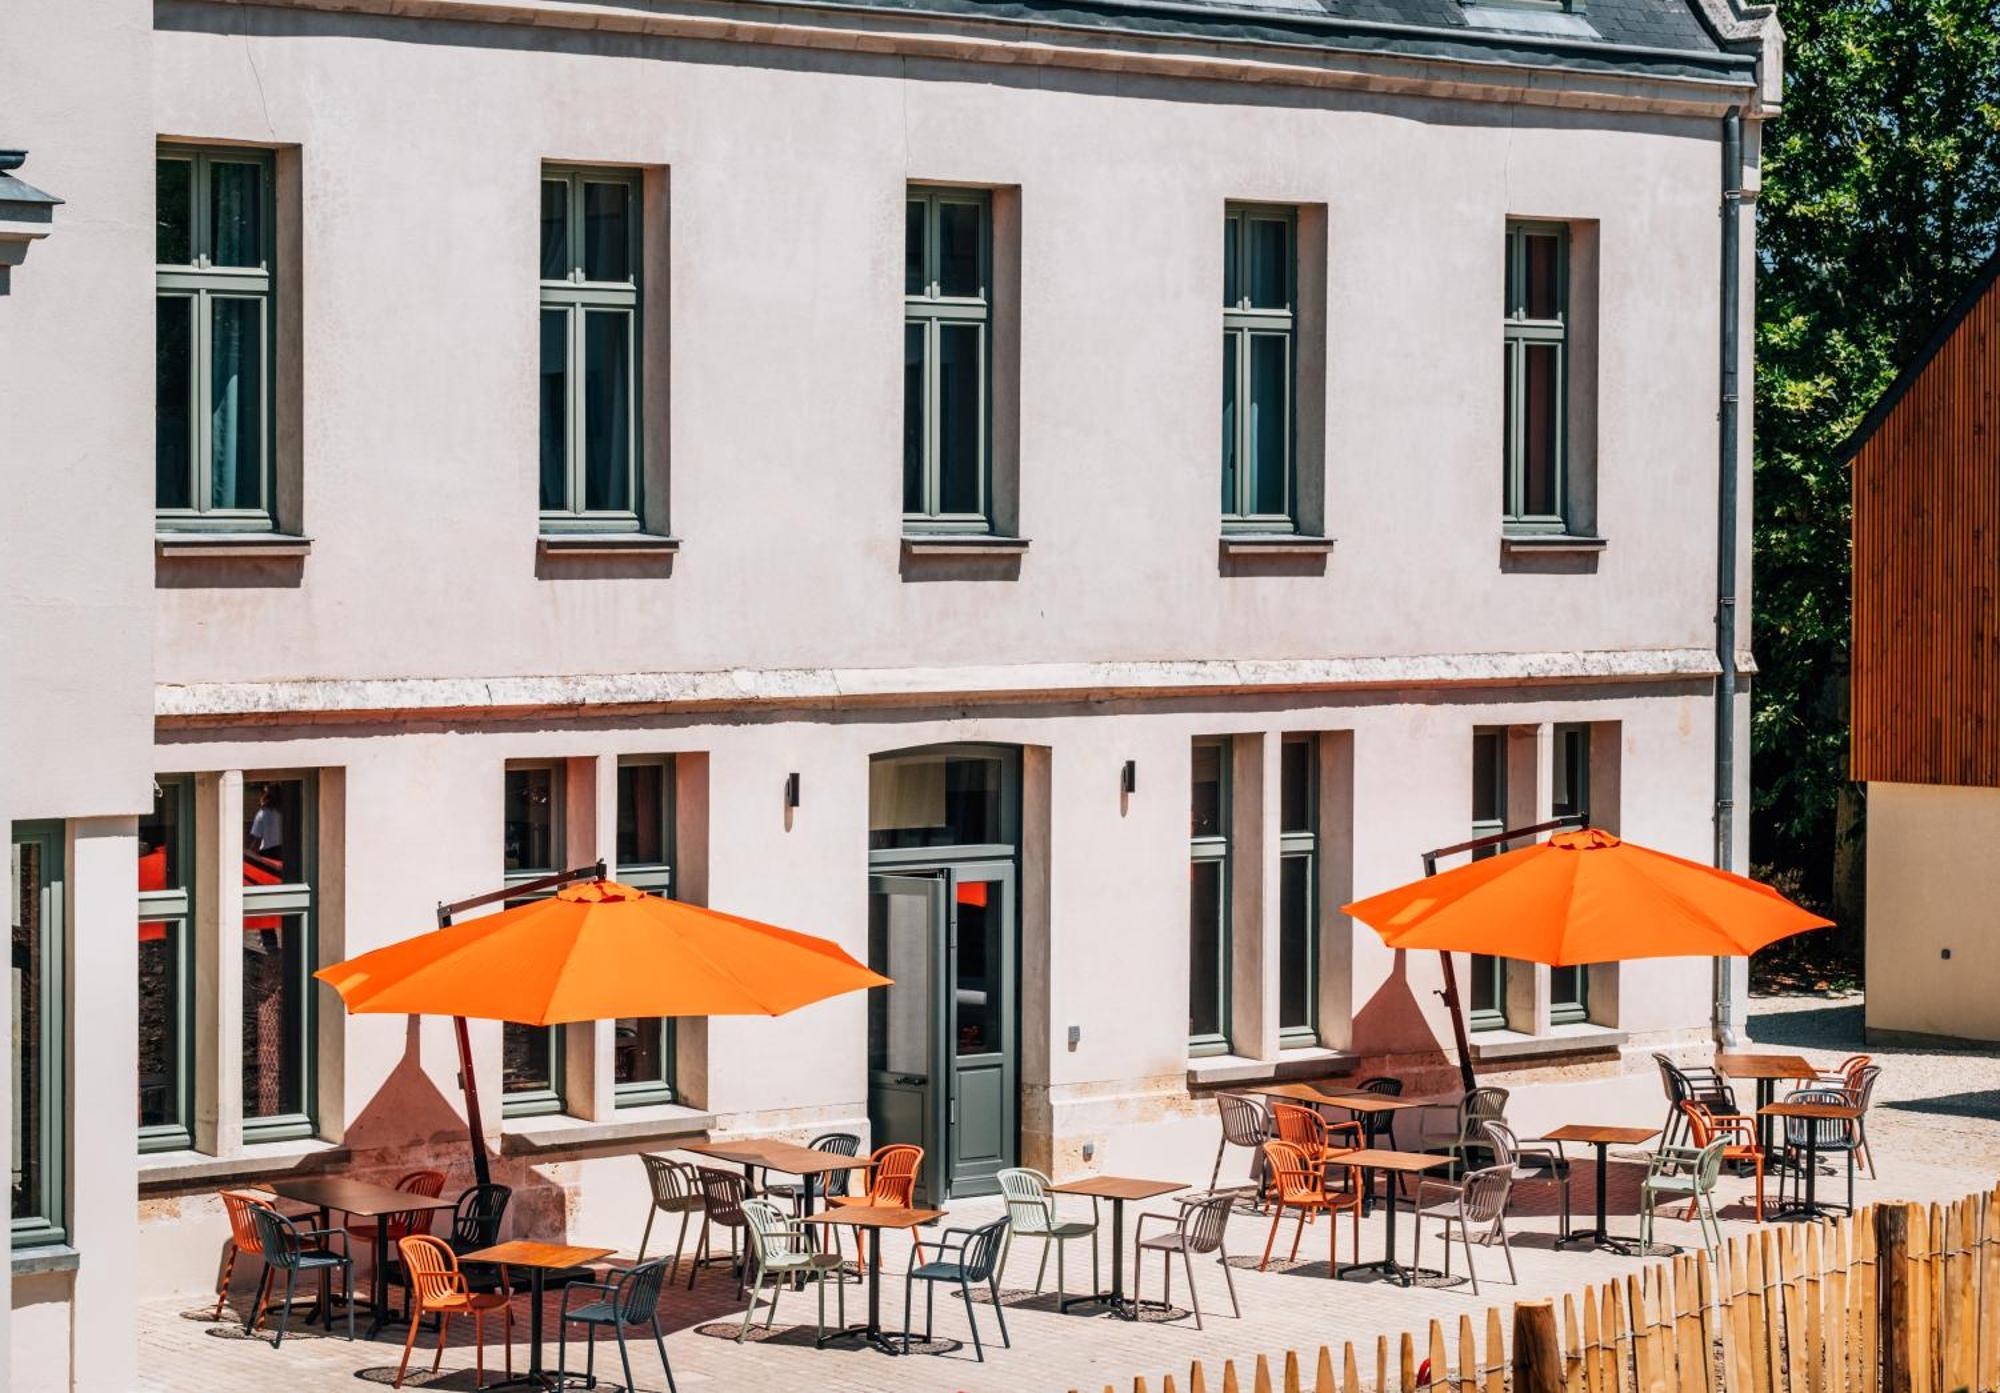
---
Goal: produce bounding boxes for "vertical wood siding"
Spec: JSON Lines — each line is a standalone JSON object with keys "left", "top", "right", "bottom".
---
{"left": 1852, "top": 271, "right": 2000, "bottom": 785}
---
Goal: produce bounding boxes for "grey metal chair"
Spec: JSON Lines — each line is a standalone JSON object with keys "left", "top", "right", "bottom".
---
{"left": 902, "top": 1217, "right": 1011, "bottom": 1362}
{"left": 1210, "top": 1093, "right": 1272, "bottom": 1196}
{"left": 735, "top": 1198, "right": 845, "bottom": 1344}
{"left": 1843, "top": 1065, "right": 1882, "bottom": 1178}
{"left": 245, "top": 1203, "right": 355, "bottom": 1347}
{"left": 637, "top": 1155, "right": 705, "bottom": 1274}
{"left": 1417, "top": 1086, "right": 1510, "bottom": 1176}
{"left": 1483, "top": 1119, "right": 1572, "bottom": 1242}
{"left": 1132, "top": 1191, "right": 1239, "bottom": 1330}
{"left": 996, "top": 1166, "right": 1098, "bottom": 1304}
{"left": 1640, "top": 1138, "right": 1727, "bottom": 1259}
{"left": 688, "top": 1168, "right": 749, "bottom": 1293}
{"left": 1775, "top": 1086, "right": 1861, "bottom": 1214}
{"left": 1411, "top": 1164, "right": 1517, "bottom": 1296}
{"left": 556, "top": 1256, "right": 678, "bottom": 1393}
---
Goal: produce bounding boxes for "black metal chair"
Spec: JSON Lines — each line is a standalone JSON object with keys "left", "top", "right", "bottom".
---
{"left": 901, "top": 1217, "right": 1011, "bottom": 1361}
{"left": 762, "top": 1132, "right": 862, "bottom": 1212}
{"left": 556, "top": 1257, "right": 677, "bottom": 1393}
{"left": 1775, "top": 1087, "right": 1861, "bottom": 1214}
{"left": 444, "top": 1183, "right": 513, "bottom": 1295}
{"left": 245, "top": 1203, "right": 355, "bottom": 1347}
{"left": 1654, "top": 1054, "right": 1745, "bottom": 1151}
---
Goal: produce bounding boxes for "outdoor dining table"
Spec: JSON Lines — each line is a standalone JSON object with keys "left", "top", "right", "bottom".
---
{"left": 1539, "top": 1124, "right": 1661, "bottom": 1254}
{"left": 1331, "top": 1148, "right": 1446, "bottom": 1287}
{"left": 1761, "top": 1100, "right": 1862, "bottom": 1220}
{"left": 1254, "top": 1082, "right": 1425, "bottom": 1213}
{"left": 263, "top": 1175, "right": 457, "bottom": 1337}
{"left": 1716, "top": 1052, "right": 1819, "bottom": 1156}
{"left": 684, "top": 1138, "right": 872, "bottom": 1221}
{"left": 456, "top": 1239, "right": 615, "bottom": 1389}
{"left": 799, "top": 1205, "right": 945, "bottom": 1355}
{"left": 1048, "top": 1176, "right": 1185, "bottom": 1318}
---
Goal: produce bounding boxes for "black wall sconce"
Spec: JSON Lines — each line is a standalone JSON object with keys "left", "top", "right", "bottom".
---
{"left": 784, "top": 772, "right": 801, "bottom": 810}
{"left": 1120, "top": 760, "right": 1137, "bottom": 796}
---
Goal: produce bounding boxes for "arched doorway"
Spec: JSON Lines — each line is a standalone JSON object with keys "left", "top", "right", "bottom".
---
{"left": 866, "top": 744, "right": 1019, "bottom": 1202}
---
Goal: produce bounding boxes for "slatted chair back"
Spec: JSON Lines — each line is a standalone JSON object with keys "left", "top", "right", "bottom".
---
{"left": 957, "top": 1218, "right": 1009, "bottom": 1283}
{"left": 1269, "top": 1102, "right": 1329, "bottom": 1154}
{"left": 1681, "top": 1064, "right": 1742, "bottom": 1113}
{"left": 1180, "top": 1192, "right": 1235, "bottom": 1256}
{"left": 807, "top": 1132, "right": 862, "bottom": 1200}
{"left": 382, "top": 1169, "right": 448, "bottom": 1241}
{"left": 863, "top": 1144, "right": 923, "bottom": 1206}
{"left": 1693, "top": 1137, "right": 1728, "bottom": 1191}
{"left": 697, "top": 1167, "right": 748, "bottom": 1228}
{"left": 1216, "top": 1093, "right": 1271, "bottom": 1147}
{"left": 1481, "top": 1119, "right": 1521, "bottom": 1167}
{"left": 449, "top": 1184, "right": 512, "bottom": 1249}
{"left": 1460, "top": 1165, "right": 1514, "bottom": 1226}
{"left": 611, "top": 1257, "right": 671, "bottom": 1323}
{"left": 1464, "top": 1086, "right": 1510, "bottom": 1130}
{"left": 1681, "top": 1100, "right": 1751, "bottom": 1152}
{"left": 1654, "top": 1052, "right": 1690, "bottom": 1105}
{"left": 1352, "top": 1076, "right": 1403, "bottom": 1143}
{"left": 221, "top": 1190, "right": 270, "bottom": 1255}
{"left": 1831, "top": 1054, "right": 1872, "bottom": 1088}
{"left": 1846, "top": 1064, "right": 1882, "bottom": 1110}
{"left": 1784, "top": 1088, "right": 1858, "bottom": 1152}
{"left": 740, "top": 1197, "right": 804, "bottom": 1264}
{"left": 398, "top": 1234, "right": 462, "bottom": 1309}
{"left": 1262, "top": 1140, "right": 1323, "bottom": 1202}
{"left": 641, "top": 1155, "right": 700, "bottom": 1212}
{"left": 996, "top": 1167, "right": 1055, "bottom": 1236}
{"left": 248, "top": 1204, "right": 309, "bottom": 1272}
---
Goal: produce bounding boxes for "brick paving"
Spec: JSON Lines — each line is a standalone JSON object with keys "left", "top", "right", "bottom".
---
{"left": 139, "top": 998, "right": 2000, "bottom": 1393}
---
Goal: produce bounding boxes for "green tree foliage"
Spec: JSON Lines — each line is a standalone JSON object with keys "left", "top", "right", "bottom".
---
{"left": 1754, "top": 0, "right": 2000, "bottom": 902}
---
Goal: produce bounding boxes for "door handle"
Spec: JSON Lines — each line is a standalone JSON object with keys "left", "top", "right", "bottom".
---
{"left": 895, "top": 1075, "right": 927, "bottom": 1086}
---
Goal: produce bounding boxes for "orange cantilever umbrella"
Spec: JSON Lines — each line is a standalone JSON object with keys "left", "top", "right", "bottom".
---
{"left": 1342, "top": 827, "right": 1831, "bottom": 1088}
{"left": 316, "top": 875, "right": 890, "bottom": 1182}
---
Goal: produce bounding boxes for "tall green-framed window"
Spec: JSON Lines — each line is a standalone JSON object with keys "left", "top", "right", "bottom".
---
{"left": 1222, "top": 205, "right": 1297, "bottom": 530}
{"left": 540, "top": 167, "right": 642, "bottom": 532}
{"left": 1189, "top": 738, "right": 1232, "bottom": 1054}
{"left": 614, "top": 756, "right": 675, "bottom": 1107}
{"left": 156, "top": 146, "right": 276, "bottom": 531}
{"left": 1467, "top": 729, "right": 1508, "bottom": 1030}
{"left": 1278, "top": 734, "right": 1318, "bottom": 1044}
{"left": 502, "top": 762, "right": 566, "bottom": 1115}
{"left": 1503, "top": 222, "right": 1569, "bottom": 532}
{"left": 139, "top": 778, "right": 196, "bottom": 1152}
{"left": 903, "top": 186, "right": 992, "bottom": 533}
{"left": 13, "top": 822, "right": 66, "bottom": 1249}
{"left": 1549, "top": 723, "right": 1591, "bottom": 1023}
{"left": 242, "top": 775, "right": 317, "bottom": 1142}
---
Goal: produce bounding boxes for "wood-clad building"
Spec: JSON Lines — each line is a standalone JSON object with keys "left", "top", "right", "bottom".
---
{"left": 1851, "top": 252, "right": 2000, "bottom": 1043}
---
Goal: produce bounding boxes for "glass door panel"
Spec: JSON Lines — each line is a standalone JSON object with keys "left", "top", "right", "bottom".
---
{"left": 867, "top": 874, "right": 946, "bottom": 1203}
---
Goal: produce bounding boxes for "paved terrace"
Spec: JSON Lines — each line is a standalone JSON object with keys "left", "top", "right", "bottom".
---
{"left": 139, "top": 998, "right": 2000, "bottom": 1392}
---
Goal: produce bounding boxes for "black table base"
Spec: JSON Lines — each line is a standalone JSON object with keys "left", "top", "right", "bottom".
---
{"left": 818, "top": 1228, "right": 908, "bottom": 1355}
{"left": 1338, "top": 1167, "right": 1442, "bottom": 1287}
{"left": 1058, "top": 1197, "right": 1154, "bottom": 1319}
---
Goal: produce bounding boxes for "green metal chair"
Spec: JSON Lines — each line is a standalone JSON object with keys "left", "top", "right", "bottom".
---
{"left": 736, "top": 1198, "right": 845, "bottom": 1343}
{"left": 901, "top": 1217, "right": 1012, "bottom": 1362}
{"left": 1639, "top": 1138, "right": 1728, "bottom": 1258}
{"left": 556, "top": 1256, "right": 678, "bottom": 1393}
{"left": 996, "top": 1166, "right": 1099, "bottom": 1305}
{"left": 245, "top": 1203, "right": 355, "bottom": 1347}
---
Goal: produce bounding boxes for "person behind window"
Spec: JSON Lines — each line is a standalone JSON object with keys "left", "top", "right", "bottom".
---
{"left": 248, "top": 784, "right": 283, "bottom": 861}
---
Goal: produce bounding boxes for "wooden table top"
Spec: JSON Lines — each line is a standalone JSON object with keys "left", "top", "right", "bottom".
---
{"left": 1257, "top": 1083, "right": 1422, "bottom": 1113}
{"left": 1761, "top": 1101, "right": 1861, "bottom": 1121}
{"left": 1048, "top": 1176, "right": 1186, "bottom": 1202}
{"left": 800, "top": 1207, "right": 944, "bottom": 1231}
{"left": 1715, "top": 1052, "right": 1819, "bottom": 1080}
{"left": 1540, "top": 1124, "right": 1661, "bottom": 1146}
{"left": 264, "top": 1176, "right": 459, "bottom": 1219}
{"left": 1323, "top": 1148, "right": 1449, "bottom": 1174}
{"left": 684, "top": 1140, "right": 872, "bottom": 1176}
{"left": 458, "top": 1240, "right": 616, "bottom": 1269}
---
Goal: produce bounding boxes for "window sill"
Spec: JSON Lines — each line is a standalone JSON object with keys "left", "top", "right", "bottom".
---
{"left": 13, "top": 1244, "right": 79, "bottom": 1277}
{"left": 900, "top": 534, "right": 1030, "bottom": 558}
{"left": 500, "top": 1103, "right": 715, "bottom": 1155}
{"left": 1186, "top": 1047, "right": 1360, "bottom": 1089}
{"left": 1467, "top": 1023, "right": 1627, "bottom": 1063}
{"left": 136, "top": 1137, "right": 345, "bottom": 1190}
{"left": 1219, "top": 533, "right": 1335, "bottom": 556}
{"left": 156, "top": 532, "right": 312, "bottom": 559}
{"left": 1500, "top": 533, "right": 1607, "bottom": 555}
{"left": 537, "top": 533, "right": 680, "bottom": 557}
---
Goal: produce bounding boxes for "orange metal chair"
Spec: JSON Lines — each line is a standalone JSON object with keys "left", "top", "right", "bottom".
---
{"left": 1682, "top": 1100, "right": 1765, "bottom": 1222}
{"left": 1258, "top": 1140, "right": 1361, "bottom": 1273}
{"left": 827, "top": 1144, "right": 926, "bottom": 1264}
{"left": 394, "top": 1234, "right": 514, "bottom": 1390}
{"left": 1270, "top": 1101, "right": 1364, "bottom": 1201}
{"left": 213, "top": 1190, "right": 273, "bottom": 1320}
{"left": 349, "top": 1169, "right": 446, "bottom": 1312}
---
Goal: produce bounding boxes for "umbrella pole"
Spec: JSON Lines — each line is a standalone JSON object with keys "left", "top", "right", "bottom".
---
{"left": 453, "top": 1014, "right": 491, "bottom": 1190}
{"left": 1436, "top": 951, "right": 1479, "bottom": 1095}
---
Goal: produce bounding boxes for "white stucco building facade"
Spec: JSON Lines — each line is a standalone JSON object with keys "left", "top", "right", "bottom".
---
{"left": 8, "top": 0, "right": 1780, "bottom": 1384}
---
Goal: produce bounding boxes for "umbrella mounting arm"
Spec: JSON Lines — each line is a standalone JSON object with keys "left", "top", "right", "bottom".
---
{"left": 434, "top": 859, "right": 605, "bottom": 1190}
{"left": 1418, "top": 814, "right": 1585, "bottom": 1095}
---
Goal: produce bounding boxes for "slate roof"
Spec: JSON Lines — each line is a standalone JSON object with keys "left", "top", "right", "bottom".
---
{"left": 786, "top": 0, "right": 1755, "bottom": 82}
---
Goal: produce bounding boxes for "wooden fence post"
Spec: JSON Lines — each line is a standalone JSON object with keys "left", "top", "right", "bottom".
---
{"left": 1515, "top": 1300, "right": 1563, "bottom": 1393}
{"left": 1881, "top": 1202, "right": 1915, "bottom": 1393}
